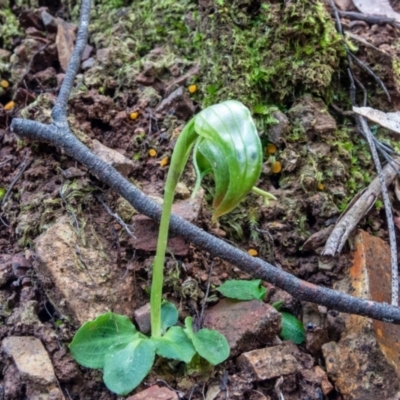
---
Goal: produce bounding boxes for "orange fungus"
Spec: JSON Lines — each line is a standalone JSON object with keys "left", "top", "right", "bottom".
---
{"left": 247, "top": 248, "right": 258, "bottom": 257}
{"left": 4, "top": 101, "right": 15, "bottom": 111}
{"left": 272, "top": 161, "right": 282, "bottom": 174}
{"left": 266, "top": 143, "right": 277, "bottom": 155}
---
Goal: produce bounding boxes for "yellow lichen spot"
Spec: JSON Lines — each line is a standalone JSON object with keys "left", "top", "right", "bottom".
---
{"left": 247, "top": 248, "right": 258, "bottom": 257}
{"left": 4, "top": 101, "right": 15, "bottom": 111}
{"left": 317, "top": 182, "right": 325, "bottom": 191}
{"left": 160, "top": 157, "right": 169, "bottom": 167}
{"left": 188, "top": 84, "right": 197, "bottom": 94}
{"left": 1, "top": 80, "right": 9, "bottom": 89}
{"left": 129, "top": 111, "right": 139, "bottom": 120}
{"left": 148, "top": 148, "right": 157, "bottom": 157}
{"left": 266, "top": 143, "right": 277, "bottom": 155}
{"left": 272, "top": 161, "right": 282, "bottom": 174}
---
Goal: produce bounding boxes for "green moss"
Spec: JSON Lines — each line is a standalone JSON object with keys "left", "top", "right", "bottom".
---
{"left": 0, "top": 8, "right": 22, "bottom": 50}
{"left": 198, "top": 0, "right": 344, "bottom": 127}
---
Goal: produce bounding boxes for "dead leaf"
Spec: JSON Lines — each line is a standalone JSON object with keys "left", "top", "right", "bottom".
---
{"left": 353, "top": 106, "right": 400, "bottom": 134}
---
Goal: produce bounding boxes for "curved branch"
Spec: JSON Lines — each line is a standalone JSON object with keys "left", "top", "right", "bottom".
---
{"left": 9, "top": 0, "right": 400, "bottom": 324}
{"left": 10, "top": 118, "right": 400, "bottom": 324}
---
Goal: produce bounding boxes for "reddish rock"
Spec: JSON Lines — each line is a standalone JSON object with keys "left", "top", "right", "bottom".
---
{"left": 130, "top": 189, "right": 203, "bottom": 256}
{"left": 126, "top": 385, "right": 178, "bottom": 400}
{"left": 91, "top": 139, "right": 135, "bottom": 177}
{"left": 56, "top": 18, "right": 77, "bottom": 72}
{"left": 203, "top": 299, "right": 281, "bottom": 356}
{"left": 134, "top": 302, "right": 151, "bottom": 334}
{"left": 322, "top": 230, "right": 400, "bottom": 399}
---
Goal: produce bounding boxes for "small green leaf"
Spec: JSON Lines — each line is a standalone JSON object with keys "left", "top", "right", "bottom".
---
{"left": 103, "top": 338, "right": 155, "bottom": 395}
{"left": 280, "top": 312, "right": 306, "bottom": 344}
{"left": 217, "top": 279, "right": 266, "bottom": 301}
{"left": 193, "top": 100, "right": 262, "bottom": 220}
{"left": 0, "top": 187, "right": 6, "bottom": 201}
{"left": 69, "top": 312, "right": 139, "bottom": 369}
{"left": 152, "top": 326, "right": 196, "bottom": 363}
{"left": 161, "top": 301, "right": 178, "bottom": 333}
{"left": 184, "top": 317, "right": 230, "bottom": 365}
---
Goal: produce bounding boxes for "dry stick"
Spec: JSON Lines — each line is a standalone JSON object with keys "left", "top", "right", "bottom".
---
{"left": 326, "top": 0, "right": 399, "bottom": 305}
{"left": 9, "top": 0, "right": 400, "bottom": 324}
{"left": 322, "top": 160, "right": 399, "bottom": 256}
{"left": 95, "top": 194, "right": 136, "bottom": 240}
{"left": 358, "top": 116, "right": 399, "bottom": 306}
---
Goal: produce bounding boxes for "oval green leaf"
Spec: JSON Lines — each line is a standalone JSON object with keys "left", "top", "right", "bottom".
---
{"left": 193, "top": 100, "right": 262, "bottom": 220}
{"left": 184, "top": 317, "right": 230, "bottom": 365}
{"left": 280, "top": 312, "right": 306, "bottom": 345}
{"left": 152, "top": 326, "right": 196, "bottom": 363}
{"left": 69, "top": 312, "right": 139, "bottom": 369}
{"left": 217, "top": 279, "right": 267, "bottom": 301}
{"left": 161, "top": 301, "right": 179, "bottom": 334}
{"left": 103, "top": 338, "right": 155, "bottom": 395}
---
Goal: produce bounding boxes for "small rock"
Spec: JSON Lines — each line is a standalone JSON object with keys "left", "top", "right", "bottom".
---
{"left": 81, "top": 44, "right": 93, "bottom": 61}
{"left": 0, "top": 254, "right": 13, "bottom": 286}
{"left": 81, "top": 57, "right": 95, "bottom": 70}
{"left": 41, "top": 10, "right": 58, "bottom": 32}
{"left": 268, "top": 110, "right": 289, "bottom": 145}
{"left": 203, "top": 299, "right": 281, "bottom": 357}
{"left": 301, "top": 366, "right": 334, "bottom": 396}
{"left": 238, "top": 343, "right": 301, "bottom": 380}
{"left": 91, "top": 139, "right": 135, "bottom": 177}
{"left": 175, "top": 182, "right": 191, "bottom": 199}
{"left": 2, "top": 336, "right": 64, "bottom": 400}
{"left": 56, "top": 18, "right": 77, "bottom": 72}
{"left": 134, "top": 302, "right": 151, "bottom": 334}
{"left": 0, "top": 49, "right": 11, "bottom": 63}
{"left": 288, "top": 95, "right": 337, "bottom": 139}
{"left": 322, "top": 230, "right": 400, "bottom": 399}
{"left": 96, "top": 48, "right": 111, "bottom": 65}
{"left": 130, "top": 189, "right": 203, "bottom": 256}
{"left": 156, "top": 86, "right": 195, "bottom": 120}
{"left": 34, "top": 216, "right": 138, "bottom": 325}
{"left": 126, "top": 385, "right": 178, "bottom": 400}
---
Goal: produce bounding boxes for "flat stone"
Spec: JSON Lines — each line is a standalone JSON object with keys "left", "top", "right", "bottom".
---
{"left": 322, "top": 230, "right": 400, "bottom": 399}
{"left": 126, "top": 385, "right": 178, "bottom": 400}
{"left": 130, "top": 189, "right": 203, "bottom": 256}
{"left": 155, "top": 86, "right": 195, "bottom": 120}
{"left": 34, "top": 216, "right": 138, "bottom": 325}
{"left": 237, "top": 343, "right": 302, "bottom": 380}
{"left": 56, "top": 18, "right": 77, "bottom": 72}
{"left": 91, "top": 139, "right": 135, "bottom": 177}
{"left": 2, "top": 336, "right": 64, "bottom": 399}
{"left": 301, "top": 366, "right": 334, "bottom": 396}
{"left": 133, "top": 302, "right": 151, "bottom": 334}
{"left": 203, "top": 299, "right": 281, "bottom": 357}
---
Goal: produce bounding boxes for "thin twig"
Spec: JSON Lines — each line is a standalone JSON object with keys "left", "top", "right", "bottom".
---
{"left": 0, "top": 152, "right": 31, "bottom": 208}
{"left": 357, "top": 115, "right": 398, "bottom": 306}
{"left": 95, "top": 194, "right": 136, "bottom": 240}
{"left": 337, "top": 10, "right": 398, "bottom": 27}
{"left": 10, "top": 0, "right": 400, "bottom": 324}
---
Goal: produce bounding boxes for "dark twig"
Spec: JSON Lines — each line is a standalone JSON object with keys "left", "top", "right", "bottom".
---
{"left": 337, "top": 11, "right": 398, "bottom": 27}
{"left": 10, "top": 0, "right": 400, "bottom": 323}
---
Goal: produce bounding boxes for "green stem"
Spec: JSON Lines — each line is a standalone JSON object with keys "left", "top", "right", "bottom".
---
{"left": 151, "top": 119, "right": 197, "bottom": 338}
{"left": 251, "top": 186, "right": 277, "bottom": 201}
